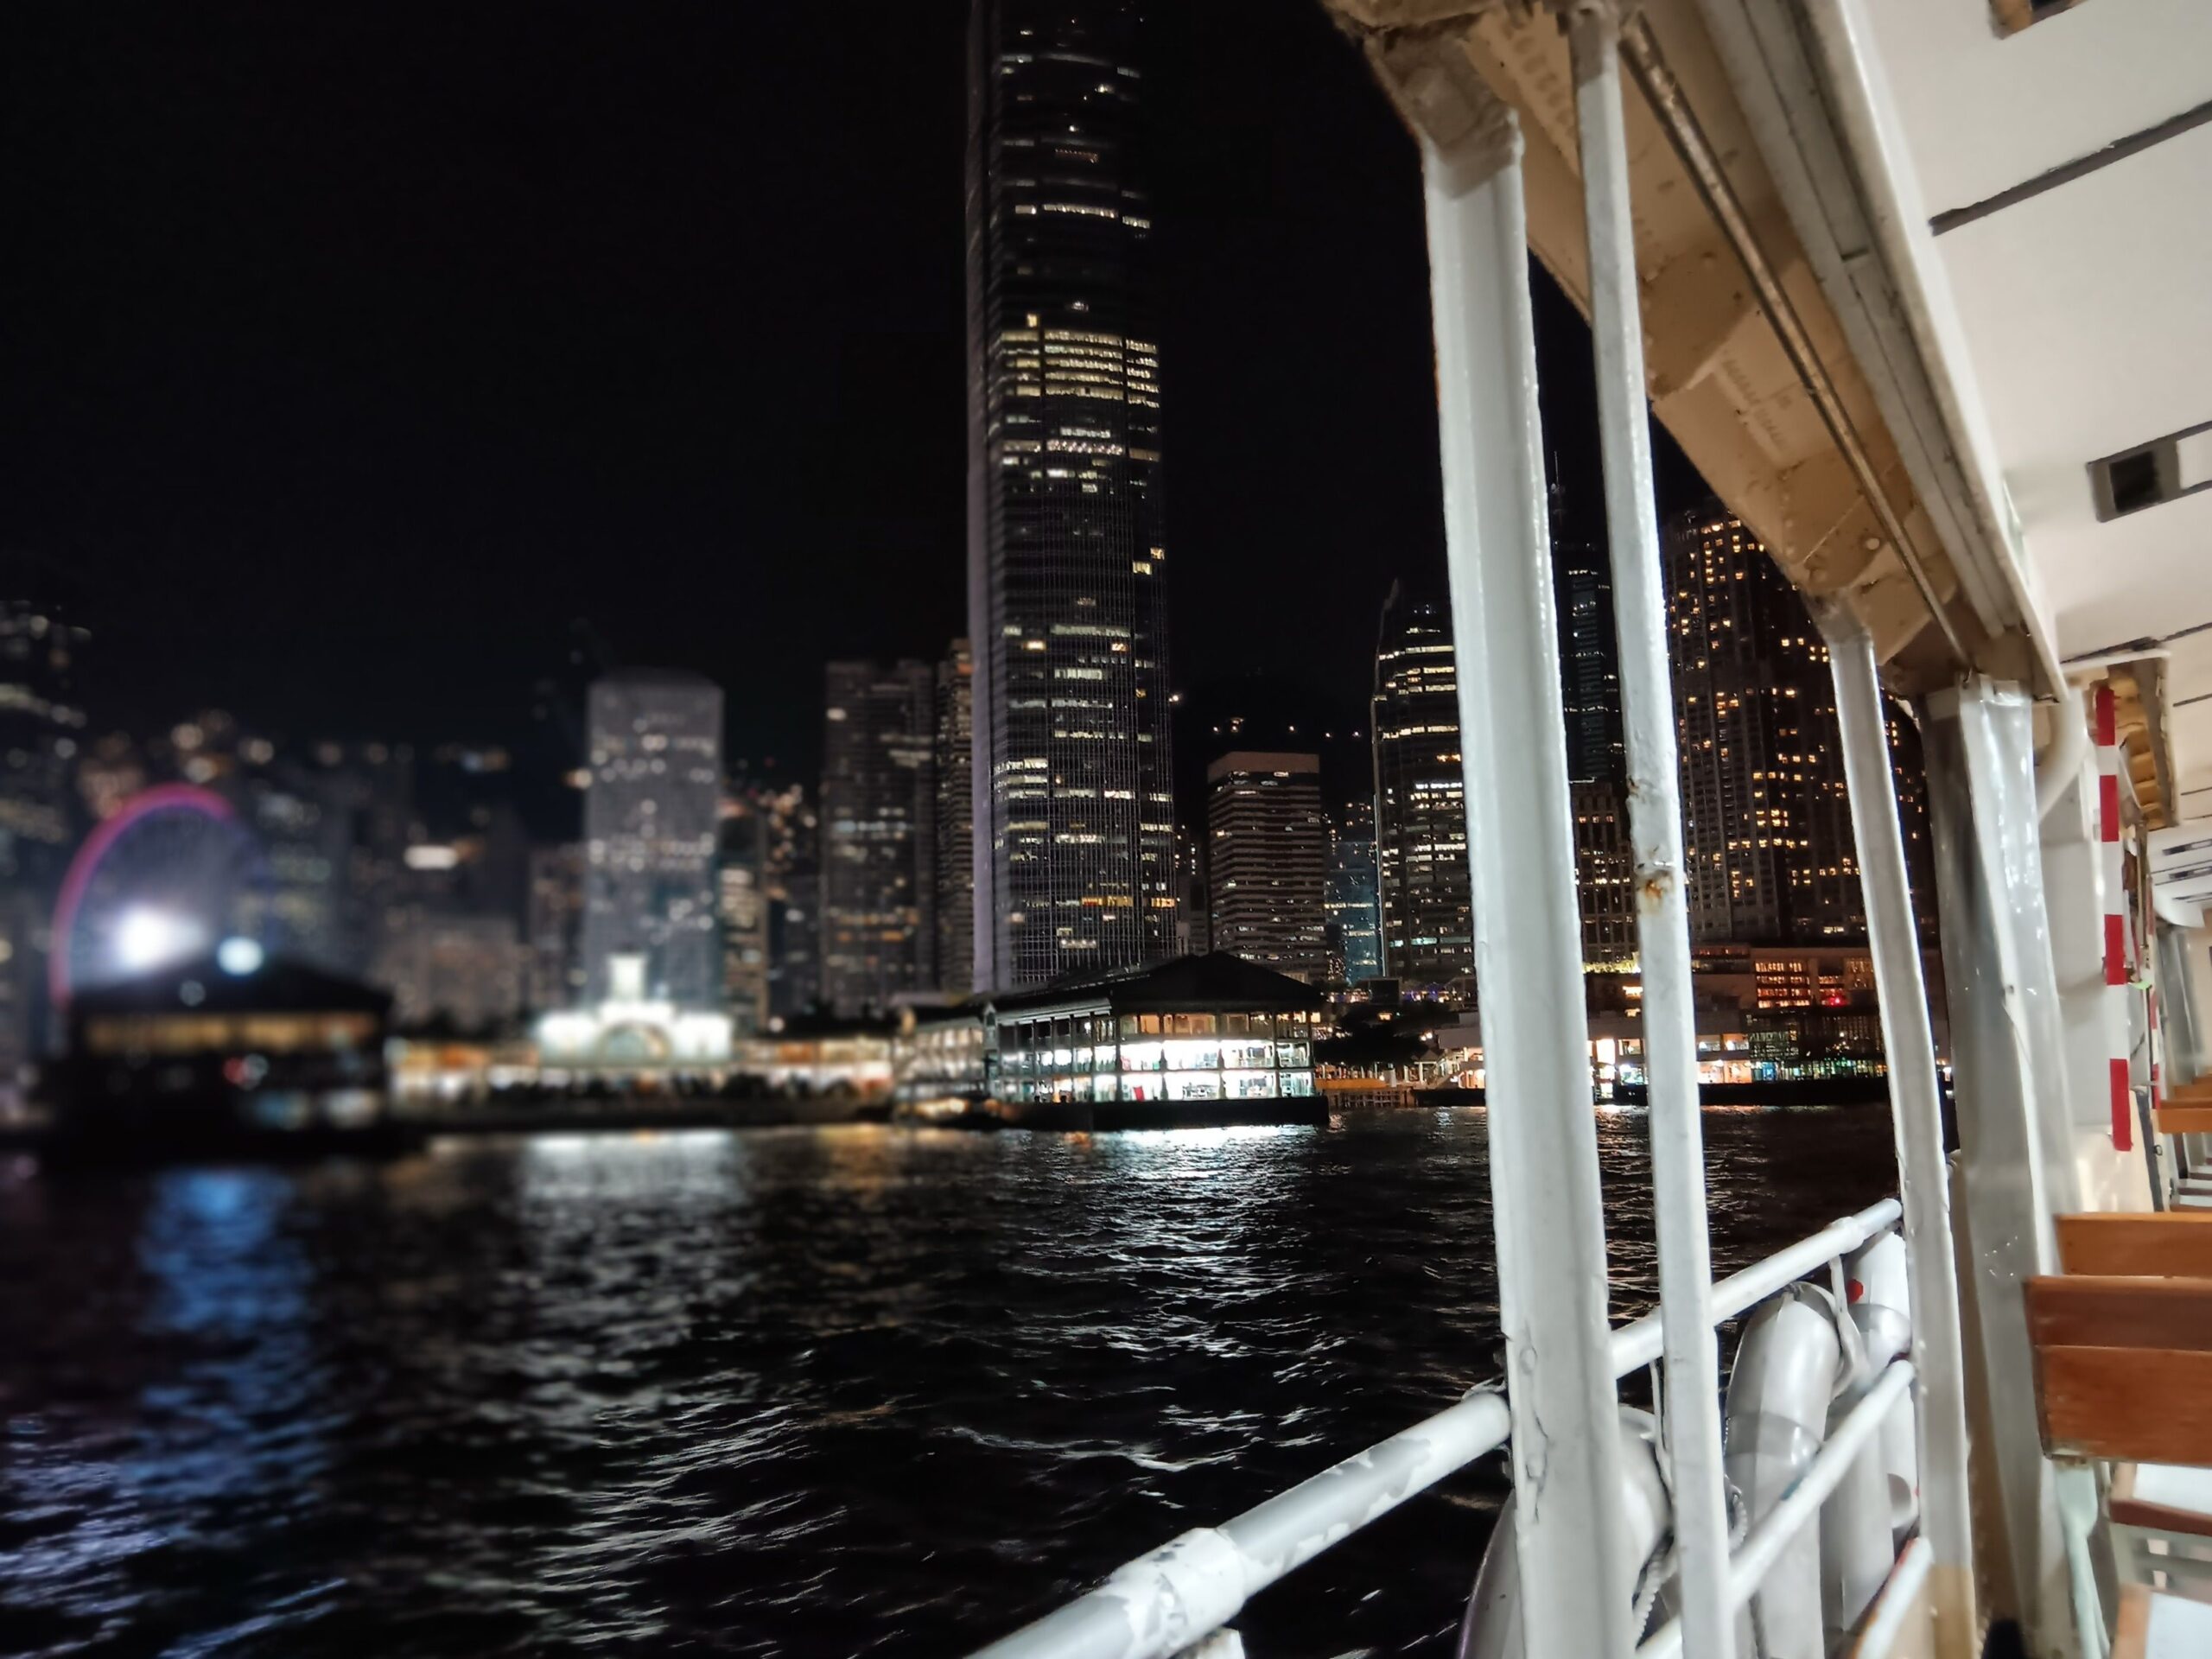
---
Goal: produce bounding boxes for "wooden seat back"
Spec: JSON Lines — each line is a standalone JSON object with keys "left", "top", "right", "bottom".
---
{"left": 2024, "top": 1274, "right": 2212, "bottom": 1464}
{"left": 2056, "top": 1211, "right": 2212, "bottom": 1277}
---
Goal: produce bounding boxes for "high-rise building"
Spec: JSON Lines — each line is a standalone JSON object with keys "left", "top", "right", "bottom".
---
{"left": 718, "top": 808, "right": 771, "bottom": 1038}
{"left": 0, "top": 599, "right": 88, "bottom": 1078}
{"left": 375, "top": 907, "right": 526, "bottom": 1033}
{"left": 820, "top": 662, "right": 936, "bottom": 1018}
{"left": 966, "top": 0, "right": 1175, "bottom": 990}
{"left": 759, "top": 784, "right": 822, "bottom": 1024}
{"left": 1206, "top": 752, "right": 1330, "bottom": 984}
{"left": 1554, "top": 536, "right": 1624, "bottom": 785}
{"left": 1667, "top": 510, "right": 1931, "bottom": 944}
{"left": 1325, "top": 799, "right": 1382, "bottom": 987}
{"left": 1371, "top": 588, "right": 1473, "bottom": 992}
{"left": 1571, "top": 779, "right": 1636, "bottom": 967}
{"left": 934, "top": 639, "right": 976, "bottom": 995}
{"left": 582, "top": 670, "right": 722, "bottom": 1007}
{"left": 526, "top": 842, "right": 587, "bottom": 1013}
{"left": 1174, "top": 824, "right": 1211, "bottom": 957}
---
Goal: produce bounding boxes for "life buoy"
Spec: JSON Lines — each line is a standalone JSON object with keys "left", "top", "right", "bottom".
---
{"left": 1818, "top": 1236, "right": 1916, "bottom": 1643}
{"left": 1844, "top": 1231, "right": 1918, "bottom": 1540}
{"left": 1724, "top": 1283, "right": 1841, "bottom": 1659}
{"left": 1455, "top": 1408, "right": 1673, "bottom": 1659}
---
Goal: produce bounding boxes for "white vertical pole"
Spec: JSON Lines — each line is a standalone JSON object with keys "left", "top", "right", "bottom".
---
{"left": 1420, "top": 86, "right": 1634, "bottom": 1659}
{"left": 1567, "top": 12, "right": 1732, "bottom": 1659}
{"left": 1825, "top": 613, "right": 1980, "bottom": 1651}
{"left": 1923, "top": 681, "right": 2072, "bottom": 1645}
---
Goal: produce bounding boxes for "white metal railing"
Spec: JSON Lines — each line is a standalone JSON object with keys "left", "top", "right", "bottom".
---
{"left": 971, "top": 1199, "right": 1904, "bottom": 1659}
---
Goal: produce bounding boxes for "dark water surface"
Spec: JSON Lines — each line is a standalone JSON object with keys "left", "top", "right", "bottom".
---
{"left": 0, "top": 1108, "right": 1896, "bottom": 1658}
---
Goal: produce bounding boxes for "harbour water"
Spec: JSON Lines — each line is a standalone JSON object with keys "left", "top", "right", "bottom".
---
{"left": 0, "top": 1107, "right": 1896, "bottom": 1657}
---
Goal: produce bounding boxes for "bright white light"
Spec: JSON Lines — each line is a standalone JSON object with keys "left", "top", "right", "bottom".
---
{"left": 404, "top": 844, "right": 461, "bottom": 871}
{"left": 116, "top": 908, "right": 201, "bottom": 973}
{"left": 216, "top": 937, "right": 264, "bottom": 976}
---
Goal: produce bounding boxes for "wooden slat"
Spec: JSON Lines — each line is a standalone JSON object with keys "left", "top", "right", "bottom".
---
{"left": 2028, "top": 1275, "right": 2212, "bottom": 1462}
{"left": 2036, "top": 1346, "right": 2212, "bottom": 1463}
{"left": 2154, "top": 1104, "right": 2212, "bottom": 1135}
{"left": 2056, "top": 1212, "right": 2212, "bottom": 1277}
{"left": 2024, "top": 1275, "right": 2212, "bottom": 1351}
{"left": 2110, "top": 1464, "right": 2212, "bottom": 1540}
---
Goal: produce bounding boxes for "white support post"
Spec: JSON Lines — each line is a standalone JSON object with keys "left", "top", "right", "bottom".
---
{"left": 1418, "top": 73, "right": 1634, "bottom": 1659}
{"left": 1922, "top": 681, "right": 2075, "bottom": 1650}
{"left": 1568, "top": 11, "right": 1731, "bottom": 1659}
{"left": 1824, "top": 613, "right": 1979, "bottom": 1652}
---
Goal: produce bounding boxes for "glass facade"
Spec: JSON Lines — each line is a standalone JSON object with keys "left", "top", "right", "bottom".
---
{"left": 990, "top": 1004, "right": 1323, "bottom": 1104}
{"left": 966, "top": 0, "right": 1175, "bottom": 990}
{"left": 582, "top": 671, "right": 721, "bottom": 1009}
{"left": 1370, "top": 590, "right": 1472, "bottom": 990}
{"left": 819, "top": 661, "right": 936, "bottom": 1017}
{"left": 1666, "top": 511, "right": 1935, "bottom": 944}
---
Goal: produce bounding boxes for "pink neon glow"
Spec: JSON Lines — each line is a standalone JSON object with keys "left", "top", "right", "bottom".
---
{"left": 49, "top": 783, "right": 237, "bottom": 1010}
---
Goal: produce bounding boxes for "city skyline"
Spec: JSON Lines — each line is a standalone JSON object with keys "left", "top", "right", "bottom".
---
{"left": 1, "top": 3, "right": 1707, "bottom": 784}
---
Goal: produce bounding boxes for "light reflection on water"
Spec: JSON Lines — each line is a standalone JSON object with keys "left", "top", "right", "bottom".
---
{"left": 0, "top": 1109, "right": 1895, "bottom": 1657}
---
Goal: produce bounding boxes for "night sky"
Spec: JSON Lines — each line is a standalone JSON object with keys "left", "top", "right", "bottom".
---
{"left": 3, "top": 2, "right": 1701, "bottom": 791}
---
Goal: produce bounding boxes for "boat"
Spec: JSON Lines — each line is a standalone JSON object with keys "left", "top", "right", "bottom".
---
{"left": 970, "top": 2, "right": 2212, "bottom": 1655}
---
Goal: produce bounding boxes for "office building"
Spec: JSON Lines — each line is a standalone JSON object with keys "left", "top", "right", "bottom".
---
{"left": 1572, "top": 779, "right": 1636, "bottom": 967}
{"left": 1325, "top": 800, "right": 1382, "bottom": 987}
{"left": 760, "top": 784, "right": 822, "bottom": 1023}
{"left": 719, "top": 807, "right": 771, "bottom": 1037}
{"left": 374, "top": 907, "right": 526, "bottom": 1033}
{"left": 1667, "top": 510, "right": 1931, "bottom": 944}
{"left": 935, "top": 640, "right": 976, "bottom": 995}
{"left": 582, "top": 670, "right": 722, "bottom": 1007}
{"left": 820, "top": 662, "right": 935, "bottom": 1018}
{"left": 1555, "top": 535, "right": 1624, "bottom": 785}
{"left": 966, "top": 0, "right": 1176, "bottom": 989}
{"left": 1206, "top": 752, "right": 1329, "bottom": 984}
{"left": 1371, "top": 588, "right": 1472, "bottom": 993}
{"left": 0, "top": 600, "right": 89, "bottom": 1077}
{"left": 526, "top": 842, "right": 587, "bottom": 1013}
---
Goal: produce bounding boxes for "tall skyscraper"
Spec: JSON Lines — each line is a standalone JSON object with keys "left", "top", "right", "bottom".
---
{"left": 1371, "top": 588, "right": 1473, "bottom": 992}
{"left": 757, "top": 784, "right": 822, "bottom": 1024}
{"left": 0, "top": 599, "right": 88, "bottom": 1077}
{"left": 1554, "top": 535, "right": 1624, "bottom": 785}
{"left": 934, "top": 639, "right": 976, "bottom": 995}
{"left": 718, "top": 808, "right": 771, "bottom": 1037}
{"left": 820, "top": 662, "right": 936, "bottom": 1018}
{"left": 525, "top": 842, "right": 587, "bottom": 1012}
{"left": 1667, "top": 510, "right": 1930, "bottom": 944}
{"left": 582, "top": 670, "right": 722, "bottom": 1007}
{"left": 1571, "top": 779, "right": 1636, "bottom": 966}
{"left": 1324, "top": 799, "right": 1382, "bottom": 988}
{"left": 1206, "top": 752, "right": 1330, "bottom": 984}
{"left": 966, "top": 0, "right": 1174, "bottom": 990}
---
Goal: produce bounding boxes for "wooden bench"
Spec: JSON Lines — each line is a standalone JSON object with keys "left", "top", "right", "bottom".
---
{"left": 2024, "top": 1276, "right": 2212, "bottom": 1465}
{"left": 2056, "top": 1212, "right": 2212, "bottom": 1277}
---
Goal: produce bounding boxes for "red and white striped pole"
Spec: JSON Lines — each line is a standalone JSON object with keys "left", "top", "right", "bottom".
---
{"left": 2095, "top": 684, "right": 2133, "bottom": 1151}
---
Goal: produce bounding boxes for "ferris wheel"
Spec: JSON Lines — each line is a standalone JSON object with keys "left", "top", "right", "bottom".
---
{"left": 50, "top": 784, "right": 276, "bottom": 1007}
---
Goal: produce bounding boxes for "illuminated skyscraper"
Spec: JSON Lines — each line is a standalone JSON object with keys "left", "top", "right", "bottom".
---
{"left": 966, "top": 0, "right": 1174, "bottom": 989}
{"left": 1325, "top": 800, "right": 1382, "bottom": 987}
{"left": 582, "top": 670, "right": 721, "bottom": 1007}
{"left": 820, "top": 661, "right": 935, "bottom": 1017}
{"left": 934, "top": 640, "right": 976, "bottom": 995}
{"left": 1667, "top": 510, "right": 1932, "bottom": 944}
{"left": 718, "top": 809, "right": 770, "bottom": 1037}
{"left": 1370, "top": 589, "right": 1472, "bottom": 992}
{"left": 1554, "top": 535, "right": 1624, "bottom": 785}
{"left": 1206, "top": 752, "right": 1329, "bottom": 984}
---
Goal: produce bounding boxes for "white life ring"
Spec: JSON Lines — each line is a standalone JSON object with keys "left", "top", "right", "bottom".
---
{"left": 1725, "top": 1283, "right": 1843, "bottom": 1659}
{"left": 1455, "top": 1408, "right": 1673, "bottom": 1659}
